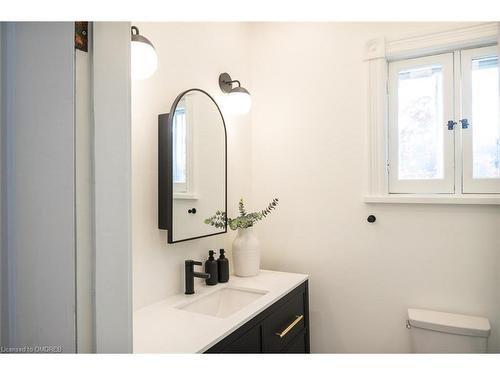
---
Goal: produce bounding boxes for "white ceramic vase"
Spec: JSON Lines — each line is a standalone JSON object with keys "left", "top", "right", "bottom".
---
{"left": 232, "top": 227, "right": 260, "bottom": 276}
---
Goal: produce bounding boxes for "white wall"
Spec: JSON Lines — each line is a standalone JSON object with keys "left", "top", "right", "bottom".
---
{"left": 131, "top": 22, "right": 500, "bottom": 353}
{"left": 132, "top": 23, "right": 252, "bottom": 311}
{"left": 249, "top": 22, "right": 500, "bottom": 353}
{"left": 1, "top": 22, "right": 76, "bottom": 352}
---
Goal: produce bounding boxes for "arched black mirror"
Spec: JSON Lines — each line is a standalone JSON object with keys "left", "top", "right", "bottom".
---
{"left": 158, "top": 89, "right": 227, "bottom": 243}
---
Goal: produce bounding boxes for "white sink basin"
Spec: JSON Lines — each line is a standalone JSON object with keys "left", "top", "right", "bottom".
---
{"left": 176, "top": 287, "right": 268, "bottom": 318}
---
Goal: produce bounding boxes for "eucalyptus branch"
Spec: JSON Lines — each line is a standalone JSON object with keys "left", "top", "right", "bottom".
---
{"left": 204, "top": 210, "right": 227, "bottom": 229}
{"left": 261, "top": 198, "right": 279, "bottom": 218}
{"left": 238, "top": 198, "right": 247, "bottom": 217}
{"left": 204, "top": 198, "right": 279, "bottom": 231}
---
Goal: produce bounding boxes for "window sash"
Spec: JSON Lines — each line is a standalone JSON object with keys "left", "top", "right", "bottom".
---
{"left": 388, "top": 53, "right": 456, "bottom": 194}
{"left": 172, "top": 96, "right": 194, "bottom": 195}
{"left": 173, "top": 107, "right": 188, "bottom": 192}
{"left": 461, "top": 45, "right": 500, "bottom": 194}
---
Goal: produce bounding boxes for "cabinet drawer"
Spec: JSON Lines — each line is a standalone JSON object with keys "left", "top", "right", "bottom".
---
{"left": 204, "top": 280, "right": 309, "bottom": 354}
{"left": 281, "top": 329, "right": 307, "bottom": 353}
{"left": 262, "top": 288, "right": 305, "bottom": 353}
{"left": 218, "top": 324, "right": 261, "bottom": 353}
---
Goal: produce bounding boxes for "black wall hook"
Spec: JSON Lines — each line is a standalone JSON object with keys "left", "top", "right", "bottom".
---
{"left": 188, "top": 208, "right": 197, "bottom": 214}
{"left": 367, "top": 215, "right": 376, "bottom": 223}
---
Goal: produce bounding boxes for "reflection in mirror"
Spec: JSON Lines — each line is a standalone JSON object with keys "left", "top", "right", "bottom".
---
{"left": 173, "top": 98, "right": 188, "bottom": 193}
{"left": 159, "top": 89, "right": 227, "bottom": 243}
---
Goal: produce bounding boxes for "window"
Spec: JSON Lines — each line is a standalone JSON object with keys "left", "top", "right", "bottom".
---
{"left": 173, "top": 104, "right": 187, "bottom": 191}
{"left": 461, "top": 47, "right": 500, "bottom": 193}
{"left": 172, "top": 96, "right": 194, "bottom": 195}
{"left": 387, "top": 46, "right": 500, "bottom": 195}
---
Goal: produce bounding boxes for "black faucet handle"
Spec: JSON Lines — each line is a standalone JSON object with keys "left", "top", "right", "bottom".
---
{"left": 185, "top": 259, "right": 202, "bottom": 267}
{"left": 185, "top": 259, "right": 208, "bottom": 295}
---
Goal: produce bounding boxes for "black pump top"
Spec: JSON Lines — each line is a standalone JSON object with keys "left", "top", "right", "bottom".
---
{"left": 219, "top": 249, "right": 226, "bottom": 258}
{"left": 208, "top": 250, "right": 215, "bottom": 260}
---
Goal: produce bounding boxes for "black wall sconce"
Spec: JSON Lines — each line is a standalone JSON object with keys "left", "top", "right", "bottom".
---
{"left": 131, "top": 25, "right": 158, "bottom": 80}
{"left": 218, "top": 72, "right": 252, "bottom": 114}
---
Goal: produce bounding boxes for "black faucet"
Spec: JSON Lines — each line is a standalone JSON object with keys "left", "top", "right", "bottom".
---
{"left": 185, "top": 260, "right": 211, "bottom": 294}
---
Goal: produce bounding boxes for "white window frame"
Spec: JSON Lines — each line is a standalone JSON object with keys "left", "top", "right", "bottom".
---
{"left": 461, "top": 45, "right": 500, "bottom": 194}
{"left": 388, "top": 53, "right": 455, "bottom": 194}
{"left": 173, "top": 94, "right": 198, "bottom": 200}
{"left": 365, "top": 22, "right": 500, "bottom": 205}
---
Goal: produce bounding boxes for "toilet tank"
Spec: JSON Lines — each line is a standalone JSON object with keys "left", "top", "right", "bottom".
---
{"left": 407, "top": 308, "right": 491, "bottom": 353}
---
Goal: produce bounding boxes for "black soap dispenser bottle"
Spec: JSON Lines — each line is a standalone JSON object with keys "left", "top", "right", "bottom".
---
{"left": 218, "top": 249, "right": 229, "bottom": 283}
{"left": 205, "top": 250, "right": 218, "bottom": 286}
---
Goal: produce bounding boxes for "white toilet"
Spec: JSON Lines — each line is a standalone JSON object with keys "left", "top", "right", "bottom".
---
{"left": 407, "top": 308, "right": 491, "bottom": 353}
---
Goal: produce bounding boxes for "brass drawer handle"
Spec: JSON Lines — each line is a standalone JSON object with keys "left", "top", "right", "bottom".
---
{"left": 275, "top": 315, "right": 304, "bottom": 339}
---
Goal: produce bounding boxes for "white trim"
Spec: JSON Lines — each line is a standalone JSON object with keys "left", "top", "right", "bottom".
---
{"left": 386, "top": 23, "right": 499, "bottom": 61}
{"left": 366, "top": 56, "right": 389, "bottom": 195}
{"left": 75, "top": 23, "right": 94, "bottom": 353}
{"left": 365, "top": 23, "right": 499, "bottom": 62}
{"left": 453, "top": 50, "right": 464, "bottom": 196}
{"left": 93, "top": 22, "right": 132, "bottom": 353}
{"left": 364, "top": 37, "right": 386, "bottom": 61}
{"left": 0, "top": 22, "right": 3, "bottom": 347}
{"left": 364, "top": 194, "right": 500, "bottom": 205}
{"left": 366, "top": 23, "right": 500, "bottom": 204}
{"left": 173, "top": 192, "right": 199, "bottom": 200}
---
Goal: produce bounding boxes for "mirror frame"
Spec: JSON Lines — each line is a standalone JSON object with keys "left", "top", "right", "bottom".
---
{"left": 158, "top": 88, "right": 227, "bottom": 243}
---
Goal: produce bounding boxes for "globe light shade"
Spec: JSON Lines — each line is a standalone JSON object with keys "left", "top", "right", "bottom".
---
{"left": 226, "top": 87, "right": 252, "bottom": 114}
{"left": 131, "top": 28, "right": 158, "bottom": 80}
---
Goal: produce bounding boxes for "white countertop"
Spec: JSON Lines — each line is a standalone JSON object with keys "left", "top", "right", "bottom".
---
{"left": 133, "top": 269, "right": 308, "bottom": 353}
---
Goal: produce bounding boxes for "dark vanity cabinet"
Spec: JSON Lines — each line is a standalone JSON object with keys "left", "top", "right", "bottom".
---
{"left": 205, "top": 281, "right": 310, "bottom": 353}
